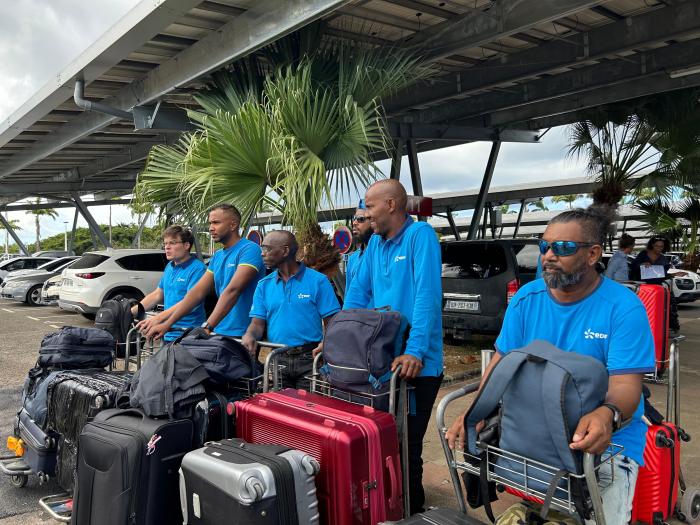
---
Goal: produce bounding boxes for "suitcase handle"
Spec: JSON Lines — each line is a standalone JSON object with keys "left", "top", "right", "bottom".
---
{"left": 101, "top": 408, "right": 146, "bottom": 422}
{"left": 385, "top": 455, "right": 401, "bottom": 511}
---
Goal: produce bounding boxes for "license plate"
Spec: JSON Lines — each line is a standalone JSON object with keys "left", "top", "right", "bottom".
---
{"left": 445, "top": 299, "right": 479, "bottom": 311}
{"left": 63, "top": 278, "right": 73, "bottom": 287}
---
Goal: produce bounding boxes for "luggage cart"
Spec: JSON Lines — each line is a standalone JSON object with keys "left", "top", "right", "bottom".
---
{"left": 436, "top": 381, "right": 616, "bottom": 525}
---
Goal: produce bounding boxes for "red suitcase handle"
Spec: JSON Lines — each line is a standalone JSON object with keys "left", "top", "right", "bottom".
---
{"left": 386, "top": 455, "right": 402, "bottom": 510}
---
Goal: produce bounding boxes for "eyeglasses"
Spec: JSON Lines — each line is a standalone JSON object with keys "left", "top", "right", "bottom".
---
{"left": 162, "top": 241, "right": 184, "bottom": 248}
{"left": 538, "top": 240, "right": 597, "bottom": 257}
{"left": 352, "top": 216, "right": 369, "bottom": 223}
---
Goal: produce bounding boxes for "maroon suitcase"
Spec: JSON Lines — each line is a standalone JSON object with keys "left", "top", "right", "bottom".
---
{"left": 235, "top": 388, "right": 404, "bottom": 525}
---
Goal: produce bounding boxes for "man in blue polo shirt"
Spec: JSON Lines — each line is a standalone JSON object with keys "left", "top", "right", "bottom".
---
{"left": 242, "top": 230, "right": 340, "bottom": 388}
{"left": 135, "top": 225, "right": 207, "bottom": 341}
{"left": 344, "top": 179, "right": 444, "bottom": 516}
{"left": 345, "top": 201, "right": 373, "bottom": 306}
{"left": 141, "top": 204, "right": 264, "bottom": 340}
{"left": 446, "top": 207, "right": 655, "bottom": 525}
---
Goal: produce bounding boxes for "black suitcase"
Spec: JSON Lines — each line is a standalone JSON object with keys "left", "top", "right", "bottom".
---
{"left": 71, "top": 408, "right": 193, "bottom": 525}
{"left": 47, "top": 370, "right": 132, "bottom": 492}
{"left": 380, "top": 508, "right": 481, "bottom": 524}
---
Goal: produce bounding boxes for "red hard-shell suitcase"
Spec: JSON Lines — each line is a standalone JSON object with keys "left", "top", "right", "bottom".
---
{"left": 623, "top": 283, "right": 670, "bottom": 373}
{"left": 235, "top": 388, "right": 404, "bottom": 525}
{"left": 631, "top": 422, "right": 680, "bottom": 524}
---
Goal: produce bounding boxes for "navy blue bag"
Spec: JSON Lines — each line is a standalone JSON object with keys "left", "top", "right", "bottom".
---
{"left": 177, "top": 330, "right": 259, "bottom": 385}
{"left": 38, "top": 326, "right": 114, "bottom": 369}
{"left": 320, "top": 308, "right": 409, "bottom": 410}
{"left": 465, "top": 340, "right": 608, "bottom": 519}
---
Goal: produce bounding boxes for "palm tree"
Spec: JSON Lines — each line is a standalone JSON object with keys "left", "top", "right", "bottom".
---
{"left": 0, "top": 215, "right": 22, "bottom": 254}
{"left": 528, "top": 199, "right": 548, "bottom": 212}
{"left": 567, "top": 112, "right": 659, "bottom": 209}
{"left": 551, "top": 194, "right": 583, "bottom": 210}
{"left": 135, "top": 23, "right": 423, "bottom": 276}
{"left": 26, "top": 199, "right": 58, "bottom": 252}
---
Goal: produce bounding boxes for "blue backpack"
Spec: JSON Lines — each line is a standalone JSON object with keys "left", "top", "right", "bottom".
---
{"left": 320, "top": 308, "right": 409, "bottom": 410}
{"left": 465, "top": 340, "right": 608, "bottom": 520}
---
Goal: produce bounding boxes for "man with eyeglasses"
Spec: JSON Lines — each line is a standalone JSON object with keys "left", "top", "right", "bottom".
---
{"left": 446, "top": 207, "right": 655, "bottom": 525}
{"left": 345, "top": 200, "right": 373, "bottom": 306}
{"left": 140, "top": 204, "right": 264, "bottom": 340}
{"left": 134, "top": 225, "right": 207, "bottom": 341}
{"left": 242, "top": 230, "right": 340, "bottom": 388}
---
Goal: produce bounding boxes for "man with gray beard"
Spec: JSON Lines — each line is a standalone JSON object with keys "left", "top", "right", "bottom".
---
{"left": 447, "top": 207, "right": 655, "bottom": 525}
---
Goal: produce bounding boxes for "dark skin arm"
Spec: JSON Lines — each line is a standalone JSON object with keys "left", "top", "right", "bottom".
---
{"left": 205, "top": 265, "right": 259, "bottom": 330}
{"left": 241, "top": 317, "right": 266, "bottom": 356}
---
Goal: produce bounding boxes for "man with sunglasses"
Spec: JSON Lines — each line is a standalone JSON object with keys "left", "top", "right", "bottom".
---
{"left": 242, "top": 230, "right": 340, "bottom": 388}
{"left": 345, "top": 201, "right": 373, "bottom": 306}
{"left": 447, "top": 207, "right": 655, "bottom": 525}
{"left": 133, "top": 225, "right": 207, "bottom": 341}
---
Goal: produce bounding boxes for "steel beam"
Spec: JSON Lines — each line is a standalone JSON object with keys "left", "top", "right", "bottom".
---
{"left": 467, "top": 141, "right": 501, "bottom": 240}
{"left": 0, "top": 179, "right": 137, "bottom": 197}
{"left": 446, "top": 209, "right": 461, "bottom": 241}
{"left": 405, "top": 0, "right": 605, "bottom": 62}
{"left": 0, "top": 0, "right": 350, "bottom": 181}
{"left": 390, "top": 139, "right": 404, "bottom": 180}
{"left": 513, "top": 199, "right": 526, "bottom": 238}
{"left": 0, "top": 213, "right": 29, "bottom": 255}
{"left": 410, "top": 37, "right": 700, "bottom": 124}
{"left": 406, "top": 140, "right": 424, "bottom": 197}
{"left": 0, "top": 0, "right": 202, "bottom": 149}
{"left": 71, "top": 193, "right": 111, "bottom": 248}
{"left": 386, "top": 122, "right": 540, "bottom": 142}
{"left": 388, "top": 1, "right": 698, "bottom": 115}
{"left": 68, "top": 208, "right": 79, "bottom": 253}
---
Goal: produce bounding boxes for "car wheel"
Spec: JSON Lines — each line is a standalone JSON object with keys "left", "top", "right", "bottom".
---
{"left": 106, "top": 291, "right": 143, "bottom": 302}
{"left": 26, "top": 285, "right": 43, "bottom": 306}
{"left": 81, "top": 313, "right": 96, "bottom": 321}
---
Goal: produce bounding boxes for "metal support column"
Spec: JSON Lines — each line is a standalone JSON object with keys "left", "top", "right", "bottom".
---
{"left": 406, "top": 140, "right": 424, "bottom": 196}
{"left": 513, "top": 199, "right": 526, "bottom": 238}
{"left": 190, "top": 222, "right": 203, "bottom": 259}
{"left": 467, "top": 141, "right": 502, "bottom": 240}
{"left": 446, "top": 209, "right": 461, "bottom": 241}
{"left": 0, "top": 212, "right": 29, "bottom": 255}
{"left": 71, "top": 193, "right": 111, "bottom": 248}
{"left": 131, "top": 212, "right": 151, "bottom": 248}
{"left": 390, "top": 139, "right": 404, "bottom": 180}
{"left": 68, "top": 208, "right": 79, "bottom": 253}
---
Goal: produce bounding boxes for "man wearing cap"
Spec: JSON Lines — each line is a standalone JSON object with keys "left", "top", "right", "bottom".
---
{"left": 345, "top": 200, "right": 373, "bottom": 307}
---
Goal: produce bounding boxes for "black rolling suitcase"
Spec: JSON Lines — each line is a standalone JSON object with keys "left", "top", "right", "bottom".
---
{"left": 71, "top": 408, "right": 194, "bottom": 525}
{"left": 380, "top": 508, "right": 481, "bottom": 524}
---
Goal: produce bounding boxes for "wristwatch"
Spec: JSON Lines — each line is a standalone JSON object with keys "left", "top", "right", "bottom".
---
{"left": 201, "top": 321, "right": 214, "bottom": 331}
{"left": 602, "top": 403, "right": 623, "bottom": 432}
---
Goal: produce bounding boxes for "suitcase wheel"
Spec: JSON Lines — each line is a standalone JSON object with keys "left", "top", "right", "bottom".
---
{"left": 679, "top": 487, "right": 700, "bottom": 524}
{"left": 10, "top": 474, "right": 28, "bottom": 488}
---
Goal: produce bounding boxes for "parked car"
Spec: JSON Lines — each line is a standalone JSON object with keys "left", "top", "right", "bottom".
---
{"left": 441, "top": 239, "right": 540, "bottom": 339}
{"left": 58, "top": 249, "right": 168, "bottom": 319}
{"left": 41, "top": 274, "right": 63, "bottom": 306}
{"left": 32, "top": 250, "right": 75, "bottom": 258}
{"left": 0, "top": 256, "right": 55, "bottom": 284}
{"left": 600, "top": 253, "right": 700, "bottom": 303}
{"left": 0, "top": 257, "right": 79, "bottom": 306}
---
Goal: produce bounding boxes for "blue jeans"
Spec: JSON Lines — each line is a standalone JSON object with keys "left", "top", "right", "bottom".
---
{"left": 586, "top": 454, "right": 639, "bottom": 525}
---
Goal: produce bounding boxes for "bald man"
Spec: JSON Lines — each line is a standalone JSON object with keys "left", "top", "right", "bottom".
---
{"left": 242, "top": 230, "right": 340, "bottom": 389}
{"left": 344, "top": 179, "right": 444, "bottom": 515}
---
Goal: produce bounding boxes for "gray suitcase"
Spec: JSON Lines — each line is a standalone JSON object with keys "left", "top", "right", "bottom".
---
{"left": 380, "top": 508, "right": 482, "bottom": 524}
{"left": 179, "top": 438, "right": 320, "bottom": 525}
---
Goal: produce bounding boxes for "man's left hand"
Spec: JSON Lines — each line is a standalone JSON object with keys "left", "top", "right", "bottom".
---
{"left": 391, "top": 354, "right": 423, "bottom": 379}
{"left": 312, "top": 342, "right": 323, "bottom": 357}
{"left": 569, "top": 406, "right": 613, "bottom": 454}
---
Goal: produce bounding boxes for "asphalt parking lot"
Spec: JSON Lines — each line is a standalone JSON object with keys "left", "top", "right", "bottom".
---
{"left": 0, "top": 298, "right": 698, "bottom": 523}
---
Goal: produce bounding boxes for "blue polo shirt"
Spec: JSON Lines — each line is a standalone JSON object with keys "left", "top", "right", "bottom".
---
{"left": 158, "top": 256, "right": 207, "bottom": 341}
{"left": 345, "top": 248, "right": 372, "bottom": 308}
{"left": 250, "top": 264, "right": 340, "bottom": 347}
{"left": 344, "top": 216, "right": 444, "bottom": 377}
{"left": 207, "top": 239, "right": 264, "bottom": 337}
{"left": 496, "top": 277, "right": 655, "bottom": 466}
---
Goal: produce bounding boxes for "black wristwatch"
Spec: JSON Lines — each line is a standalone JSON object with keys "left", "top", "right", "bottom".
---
{"left": 201, "top": 321, "right": 214, "bottom": 331}
{"left": 602, "top": 403, "right": 623, "bottom": 432}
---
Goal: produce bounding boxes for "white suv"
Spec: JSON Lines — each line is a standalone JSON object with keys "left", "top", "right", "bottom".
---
{"left": 59, "top": 249, "right": 168, "bottom": 319}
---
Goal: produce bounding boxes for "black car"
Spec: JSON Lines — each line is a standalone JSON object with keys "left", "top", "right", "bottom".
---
{"left": 441, "top": 239, "right": 540, "bottom": 339}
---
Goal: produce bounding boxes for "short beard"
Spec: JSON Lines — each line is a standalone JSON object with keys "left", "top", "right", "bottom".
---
{"left": 542, "top": 259, "right": 588, "bottom": 289}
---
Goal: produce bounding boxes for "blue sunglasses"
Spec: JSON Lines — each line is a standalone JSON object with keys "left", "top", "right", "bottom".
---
{"left": 538, "top": 240, "right": 597, "bottom": 257}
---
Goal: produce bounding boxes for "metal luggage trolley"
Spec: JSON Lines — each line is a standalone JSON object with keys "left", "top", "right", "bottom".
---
{"left": 435, "top": 351, "right": 619, "bottom": 525}
{"left": 262, "top": 347, "right": 413, "bottom": 518}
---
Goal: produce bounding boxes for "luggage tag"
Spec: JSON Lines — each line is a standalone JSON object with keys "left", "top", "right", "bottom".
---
{"left": 146, "top": 434, "right": 162, "bottom": 456}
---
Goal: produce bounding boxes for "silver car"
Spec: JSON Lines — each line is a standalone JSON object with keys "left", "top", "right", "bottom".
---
{"left": 0, "top": 257, "right": 79, "bottom": 306}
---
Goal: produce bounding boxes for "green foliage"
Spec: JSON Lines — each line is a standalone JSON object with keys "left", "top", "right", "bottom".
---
{"left": 551, "top": 194, "right": 584, "bottom": 209}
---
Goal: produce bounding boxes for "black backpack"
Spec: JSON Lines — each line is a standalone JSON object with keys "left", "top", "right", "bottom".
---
{"left": 95, "top": 296, "right": 145, "bottom": 357}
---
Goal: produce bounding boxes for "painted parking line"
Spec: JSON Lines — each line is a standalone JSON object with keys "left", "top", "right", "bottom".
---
{"left": 32, "top": 314, "right": 79, "bottom": 319}
{"left": 49, "top": 324, "right": 61, "bottom": 329}
{"left": 27, "top": 316, "right": 41, "bottom": 321}
{"left": 1, "top": 308, "right": 14, "bottom": 313}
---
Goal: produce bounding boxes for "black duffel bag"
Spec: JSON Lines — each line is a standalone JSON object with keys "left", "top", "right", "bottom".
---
{"left": 38, "top": 326, "right": 114, "bottom": 369}
{"left": 177, "top": 329, "right": 259, "bottom": 385}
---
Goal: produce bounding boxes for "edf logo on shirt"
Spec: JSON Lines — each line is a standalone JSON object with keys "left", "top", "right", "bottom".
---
{"left": 584, "top": 328, "right": 608, "bottom": 340}
{"left": 297, "top": 293, "right": 311, "bottom": 299}
{"left": 394, "top": 255, "right": 406, "bottom": 263}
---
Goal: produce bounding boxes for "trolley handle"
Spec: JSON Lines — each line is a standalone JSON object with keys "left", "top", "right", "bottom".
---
{"left": 258, "top": 341, "right": 293, "bottom": 393}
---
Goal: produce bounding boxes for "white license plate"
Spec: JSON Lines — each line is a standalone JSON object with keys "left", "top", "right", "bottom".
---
{"left": 63, "top": 278, "right": 73, "bottom": 287}
{"left": 445, "top": 299, "right": 479, "bottom": 311}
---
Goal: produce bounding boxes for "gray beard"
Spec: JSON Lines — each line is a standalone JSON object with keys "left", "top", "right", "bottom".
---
{"left": 542, "top": 262, "right": 587, "bottom": 289}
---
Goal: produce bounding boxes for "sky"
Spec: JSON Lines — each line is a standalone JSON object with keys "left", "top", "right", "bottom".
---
{"left": 0, "top": 0, "right": 592, "bottom": 246}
